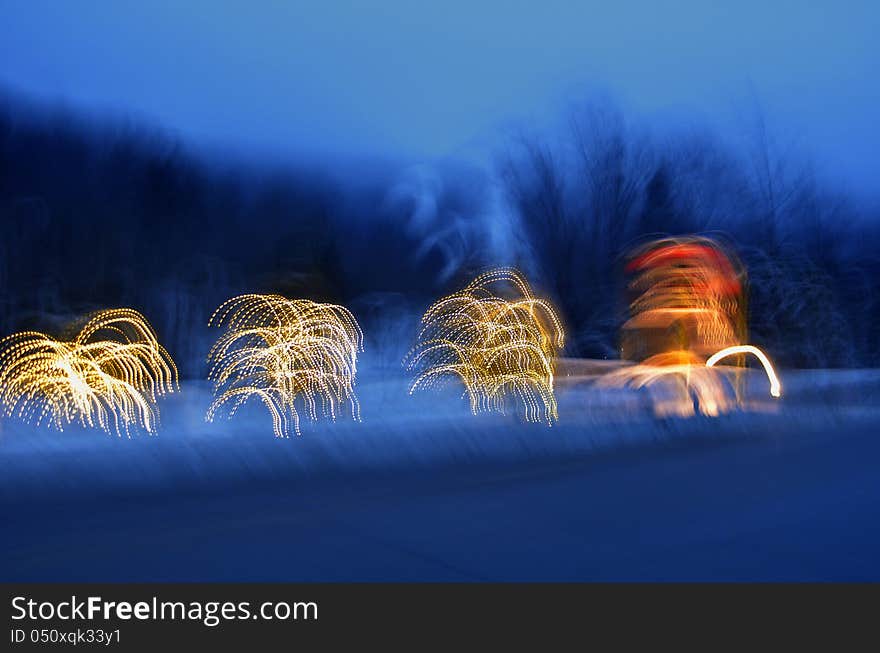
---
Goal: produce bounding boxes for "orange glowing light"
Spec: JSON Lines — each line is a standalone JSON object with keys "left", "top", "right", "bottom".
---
{"left": 609, "top": 236, "right": 781, "bottom": 415}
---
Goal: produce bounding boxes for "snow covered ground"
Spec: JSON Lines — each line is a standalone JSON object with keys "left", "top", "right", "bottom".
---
{"left": 2, "top": 367, "right": 879, "bottom": 581}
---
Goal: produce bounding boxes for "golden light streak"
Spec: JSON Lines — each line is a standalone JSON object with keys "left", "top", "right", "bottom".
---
{"left": 706, "top": 345, "right": 781, "bottom": 398}
{"left": 0, "top": 309, "right": 178, "bottom": 436}
{"left": 407, "top": 268, "right": 564, "bottom": 425}
{"left": 205, "top": 294, "right": 363, "bottom": 438}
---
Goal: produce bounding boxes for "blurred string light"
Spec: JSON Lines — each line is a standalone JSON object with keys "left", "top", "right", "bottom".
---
{"left": 608, "top": 237, "right": 781, "bottom": 416}
{"left": 407, "top": 268, "right": 564, "bottom": 425}
{"left": 0, "top": 309, "right": 177, "bottom": 436}
{"left": 206, "top": 294, "right": 363, "bottom": 438}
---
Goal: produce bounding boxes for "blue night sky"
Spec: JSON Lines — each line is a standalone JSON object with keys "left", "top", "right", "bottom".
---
{"left": 1, "top": 1, "right": 877, "bottom": 189}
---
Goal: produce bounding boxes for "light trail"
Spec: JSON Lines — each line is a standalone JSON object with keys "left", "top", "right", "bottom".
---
{"left": 706, "top": 345, "right": 781, "bottom": 398}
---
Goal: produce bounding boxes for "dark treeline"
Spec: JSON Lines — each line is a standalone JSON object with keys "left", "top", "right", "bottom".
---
{"left": 500, "top": 102, "right": 880, "bottom": 368}
{"left": 0, "top": 91, "right": 490, "bottom": 376}
{"left": 1, "top": 90, "right": 878, "bottom": 375}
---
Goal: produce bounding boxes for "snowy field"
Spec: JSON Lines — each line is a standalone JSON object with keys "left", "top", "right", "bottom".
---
{"left": 2, "top": 366, "right": 879, "bottom": 581}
